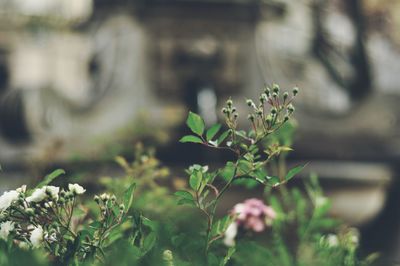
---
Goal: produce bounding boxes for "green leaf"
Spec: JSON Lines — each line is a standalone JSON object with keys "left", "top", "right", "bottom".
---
{"left": 89, "top": 221, "right": 102, "bottom": 229}
{"left": 217, "top": 130, "right": 231, "bottom": 145}
{"left": 266, "top": 176, "right": 280, "bottom": 187}
{"left": 36, "top": 169, "right": 65, "bottom": 188}
{"left": 221, "top": 162, "right": 236, "bottom": 181}
{"left": 206, "top": 124, "right": 221, "bottom": 141}
{"left": 141, "top": 232, "right": 157, "bottom": 255}
{"left": 179, "top": 135, "right": 204, "bottom": 144}
{"left": 174, "top": 190, "right": 194, "bottom": 201}
{"left": 124, "top": 182, "right": 136, "bottom": 212}
{"left": 285, "top": 164, "right": 307, "bottom": 182}
{"left": 221, "top": 247, "right": 236, "bottom": 266}
{"left": 142, "top": 216, "right": 158, "bottom": 231}
{"left": 208, "top": 253, "right": 220, "bottom": 266}
{"left": 186, "top": 111, "right": 205, "bottom": 136}
{"left": 218, "top": 215, "right": 232, "bottom": 234}
{"left": 211, "top": 215, "right": 234, "bottom": 238}
{"left": 235, "top": 130, "right": 247, "bottom": 139}
{"left": 238, "top": 160, "right": 252, "bottom": 174}
{"left": 177, "top": 198, "right": 196, "bottom": 206}
{"left": 189, "top": 171, "right": 202, "bottom": 191}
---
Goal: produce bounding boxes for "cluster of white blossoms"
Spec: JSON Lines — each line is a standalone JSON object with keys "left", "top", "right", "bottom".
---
{"left": 0, "top": 183, "right": 86, "bottom": 248}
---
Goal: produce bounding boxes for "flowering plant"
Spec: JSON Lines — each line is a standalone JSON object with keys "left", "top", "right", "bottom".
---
{"left": 176, "top": 84, "right": 304, "bottom": 255}
{"left": 0, "top": 169, "right": 156, "bottom": 265}
{"left": 0, "top": 84, "right": 378, "bottom": 265}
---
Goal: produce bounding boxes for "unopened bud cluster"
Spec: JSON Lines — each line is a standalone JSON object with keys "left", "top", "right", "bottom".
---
{"left": 221, "top": 98, "right": 239, "bottom": 129}
{"left": 94, "top": 193, "right": 125, "bottom": 223}
{"left": 246, "top": 84, "right": 299, "bottom": 137}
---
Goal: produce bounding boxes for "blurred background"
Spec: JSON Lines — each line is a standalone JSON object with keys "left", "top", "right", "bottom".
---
{"left": 0, "top": 0, "right": 399, "bottom": 261}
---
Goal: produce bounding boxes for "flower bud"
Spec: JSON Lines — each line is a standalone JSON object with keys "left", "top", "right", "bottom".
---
{"left": 247, "top": 114, "right": 255, "bottom": 121}
{"left": 283, "top": 92, "right": 289, "bottom": 100}
{"left": 246, "top": 99, "right": 253, "bottom": 107}
{"left": 119, "top": 204, "right": 125, "bottom": 211}
{"left": 272, "top": 92, "right": 278, "bottom": 99}
{"left": 265, "top": 115, "right": 272, "bottom": 124}
{"left": 94, "top": 195, "right": 100, "bottom": 204}
{"left": 100, "top": 193, "right": 110, "bottom": 202}
{"left": 284, "top": 115, "right": 289, "bottom": 122}
{"left": 264, "top": 87, "right": 271, "bottom": 96}
{"left": 271, "top": 107, "right": 277, "bottom": 114}
{"left": 25, "top": 208, "right": 35, "bottom": 216}
{"left": 292, "top": 87, "right": 299, "bottom": 96}
{"left": 226, "top": 99, "right": 233, "bottom": 107}
{"left": 231, "top": 107, "right": 236, "bottom": 113}
{"left": 233, "top": 113, "right": 238, "bottom": 119}
{"left": 272, "top": 84, "right": 280, "bottom": 93}
{"left": 221, "top": 108, "right": 227, "bottom": 114}
{"left": 66, "top": 192, "right": 74, "bottom": 199}
{"left": 287, "top": 104, "right": 295, "bottom": 113}
{"left": 111, "top": 195, "right": 117, "bottom": 203}
{"left": 256, "top": 109, "right": 263, "bottom": 116}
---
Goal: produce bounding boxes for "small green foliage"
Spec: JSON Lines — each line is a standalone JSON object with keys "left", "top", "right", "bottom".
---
{"left": 189, "top": 171, "right": 202, "bottom": 191}
{"left": 285, "top": 164, "right": 307, "bottom": 182}
{"left": 123, "top": 183, "right": 136, "bottom": 212}
{"left": 186, "top": 111, "right": 205, "bottom": 136}
{"left": 179, "top": 135, "right": 204, "bottom": 144}
{"left": 206, "top": 124, "right": 222, "bottom": 141}
{"left": 178, "top": 84, "right": 303, "bottom": 254}
{"left": 35, "top": 169, "right": 65, "bottom": 189}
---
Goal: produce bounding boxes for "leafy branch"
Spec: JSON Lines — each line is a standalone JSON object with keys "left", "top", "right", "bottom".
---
{"left": 177, "top": 84, "right": 306, "bottom": 254}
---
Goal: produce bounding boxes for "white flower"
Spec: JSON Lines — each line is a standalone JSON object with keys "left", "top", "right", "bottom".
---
{"left": 0, "top": 221, "right": 14, "bottom": 240}
{"left": 27, "top": 186, "right": 59, "bottom": 203}
{"left": 16, "top": 185, "right": 27, "bottom": 194}
{"left": 0, "top": 190, "right": 19, "bottom": 211}
{"left": 223, "top": 222, "right": 238, "bottom": 247}
{"left": 68, "top": 183, "right": 86, "bottom": 195}
{"left": 29, "top": 226, "right": 43, "bottom": 247}
{"left": 45, "top": 186, "right": 59, "bottom": 201}
{"left": 26, "top": 188, "right": 47, "bottom": 203}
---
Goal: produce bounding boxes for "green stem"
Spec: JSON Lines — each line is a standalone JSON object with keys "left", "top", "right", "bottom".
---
{"left": 205, "top": 163, "right": 238, "bottom": 254}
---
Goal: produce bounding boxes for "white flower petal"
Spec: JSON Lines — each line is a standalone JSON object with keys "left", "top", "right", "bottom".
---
{"left": 29, "top": 226, "right": 43, "bottom": 247}
{"left": 223, "top": 222, "right": 238, "bottom": 247}
{"left": 68, "top": 183, "right": 86, "bottom": 195}
{"left": 0, "top": 221, "right": 14, "bottom": 240}
{"left": 0, "top": 190, "right": 19, "bottom": 211}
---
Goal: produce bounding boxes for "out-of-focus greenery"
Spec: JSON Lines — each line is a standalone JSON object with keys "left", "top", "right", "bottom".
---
{"left": 100, "top": 143, "right": 180, "bottom": 217}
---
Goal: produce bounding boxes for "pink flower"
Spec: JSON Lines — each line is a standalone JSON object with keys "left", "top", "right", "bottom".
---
{"left": 223, "top": 198, "right": 277, "bottom": 246}
{"left": 232, "top": 198, "right": 276, "bottom": 232}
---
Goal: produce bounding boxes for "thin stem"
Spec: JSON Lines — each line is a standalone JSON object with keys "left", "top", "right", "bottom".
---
{"left": 205, "top": 163, "right": 238, "bottom": 254}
